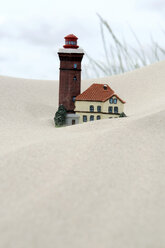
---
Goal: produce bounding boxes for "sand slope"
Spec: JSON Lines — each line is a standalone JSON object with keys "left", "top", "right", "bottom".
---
{"left": 0, "top": 61, "right": 165, "bottom": 248}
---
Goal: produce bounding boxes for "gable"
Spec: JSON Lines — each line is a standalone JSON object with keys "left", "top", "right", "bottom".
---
{"left": 105, "top": 94, "right": 125, "bottom": 104}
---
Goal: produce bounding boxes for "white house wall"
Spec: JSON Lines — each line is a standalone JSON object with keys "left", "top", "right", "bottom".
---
{"left": 74, "top": 96, "right": 124, "bottom": 124}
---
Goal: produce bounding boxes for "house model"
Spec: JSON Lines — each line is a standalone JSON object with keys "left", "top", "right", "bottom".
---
{"left": 55, "top": 34, "right": 126, "bottom": 126}
{"left": 75, "top": 83, "right": 125, "bottom": 123}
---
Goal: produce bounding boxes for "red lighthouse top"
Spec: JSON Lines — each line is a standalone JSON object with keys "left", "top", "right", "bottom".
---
{"left": 63, "top": 34, "right": 79, "bottom": 49}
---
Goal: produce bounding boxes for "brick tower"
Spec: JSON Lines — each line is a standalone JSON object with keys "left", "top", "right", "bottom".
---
{"left": 58, "top": 34, "right": 84, "bottom": 115}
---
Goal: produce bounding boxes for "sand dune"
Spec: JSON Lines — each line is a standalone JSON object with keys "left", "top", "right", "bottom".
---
{"left": 0, "top": 61, "right": 165, "bottom": 248}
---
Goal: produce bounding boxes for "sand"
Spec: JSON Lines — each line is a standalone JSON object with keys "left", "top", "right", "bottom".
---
{"left": 0, "top": 61, "right": 165, "bottom": 248}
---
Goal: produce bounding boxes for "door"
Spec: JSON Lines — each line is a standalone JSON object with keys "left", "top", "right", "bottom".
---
{"left": 72, "top": 119, "right": 76, "bottom": 125}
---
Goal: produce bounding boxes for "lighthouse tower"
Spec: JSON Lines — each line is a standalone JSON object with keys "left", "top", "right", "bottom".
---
{"left": 58, "top": 34, "right": 84, "bottom": 125}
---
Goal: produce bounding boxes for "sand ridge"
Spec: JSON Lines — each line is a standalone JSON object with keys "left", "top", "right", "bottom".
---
{"left": 0, "top": 61, "right": 165, "bottom": 248}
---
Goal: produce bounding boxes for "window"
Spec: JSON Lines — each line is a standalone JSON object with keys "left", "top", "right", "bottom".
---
{"left": 109, "top": 98, "right": 113, "bottom": 104}
{"left": 97, "top": 115, "right": 101, "bottom": 120}
{"left": 114, "top": 107, "right": 118, "bottom": 113}
{"left": 97, "top": 106, "right": 101, "bottom": 112}
{"left": 72, "top": 96, "right": 76, "bottom": 102}
{"left": 83, "top": 115, "right": 87, "bottom": 122}
{"left": 73, "top": 76, "right": 77, "bottom": 81}
{"left": 113, "top": 98, "right": 117, "bottom": 104}
{"left": 108, "top": 106, "right": 113, "bottom": 113}
{"left": 74, "top": 64, "right": 77, "bottom": 69}
{"left": 90, "top": 115, "right": 94, "bottom": 121}
{"left": 90, "top": 105, "right": 94, "bottom": 112}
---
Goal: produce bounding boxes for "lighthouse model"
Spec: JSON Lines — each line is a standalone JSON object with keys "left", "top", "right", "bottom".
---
{"left": 54, "top": 34, "right": 126, "bottom": 127}
{"left": 58, "top": 34, "right": 84, "bottom": 125}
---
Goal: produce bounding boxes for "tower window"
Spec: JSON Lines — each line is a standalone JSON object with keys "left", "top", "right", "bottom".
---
{"left": 97, "top": 106, "right": 101, "bottom": 112}
{"left": 72, "top": 96, "right": 76, "bottom": 102}
{"left": 74, "top": 64, "right": 77, "bottom": 69}
{"left": 83, "top": 115, "right": 87, "bottom": 122}
{"left": 90, "top": 105, "right": 94, "bottom": 112}
{"left": 73, "top": 76, "right": 77, "bottom": 81}
{"left": 90, "top": 115, "right": 94, "bottom": 121}
{"left": 108, "top": 106, "right": 113, "bottom": 113}
{"left": 114, "top": 107, "right": 118, "bottom": 113}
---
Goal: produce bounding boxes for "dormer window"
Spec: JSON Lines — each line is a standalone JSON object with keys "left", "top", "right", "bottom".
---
{"left": 103, "top": 84, "right": 107, "bottom": 90}
{"left": 109, "top": 98, "right": 113, "bottom": 104}
{"left": 113, "top": 98, "right": 117, "bottom": 104}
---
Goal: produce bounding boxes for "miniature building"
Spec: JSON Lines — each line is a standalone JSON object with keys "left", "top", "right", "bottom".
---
{"left": 58, "top": 34, "right": 84, "bottom": 125}
{"left": 56, "top": 34, "right": 126, "bottom": 126}
{"left": 74, "top": 83, "right": 126, "bottom": 123}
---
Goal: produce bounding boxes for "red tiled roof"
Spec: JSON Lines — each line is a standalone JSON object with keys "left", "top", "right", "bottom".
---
{"left": 76, "top": 83, "right": 125, "bottom": 103}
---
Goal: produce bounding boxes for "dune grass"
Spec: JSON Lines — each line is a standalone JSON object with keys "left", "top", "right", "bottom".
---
{"left": 84, "top": 14, "right": 165, "bottom": 78}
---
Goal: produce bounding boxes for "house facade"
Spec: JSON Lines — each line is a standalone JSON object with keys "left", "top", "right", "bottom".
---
{"left": 75, "top": 83, "right": 125, "bottom": 124}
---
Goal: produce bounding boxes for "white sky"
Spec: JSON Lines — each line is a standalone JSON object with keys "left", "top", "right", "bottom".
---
{"left": 0, "top": 0, "right": 165, "bottom": 79}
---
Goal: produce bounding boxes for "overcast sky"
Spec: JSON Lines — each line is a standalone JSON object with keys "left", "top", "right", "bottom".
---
{"left": 0, "top": 0, "right": 165, "bottom": 79}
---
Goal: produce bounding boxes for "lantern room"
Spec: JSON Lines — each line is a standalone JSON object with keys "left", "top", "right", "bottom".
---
{"left": 63, "top": 34, "right": 79, "bottom": 49}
